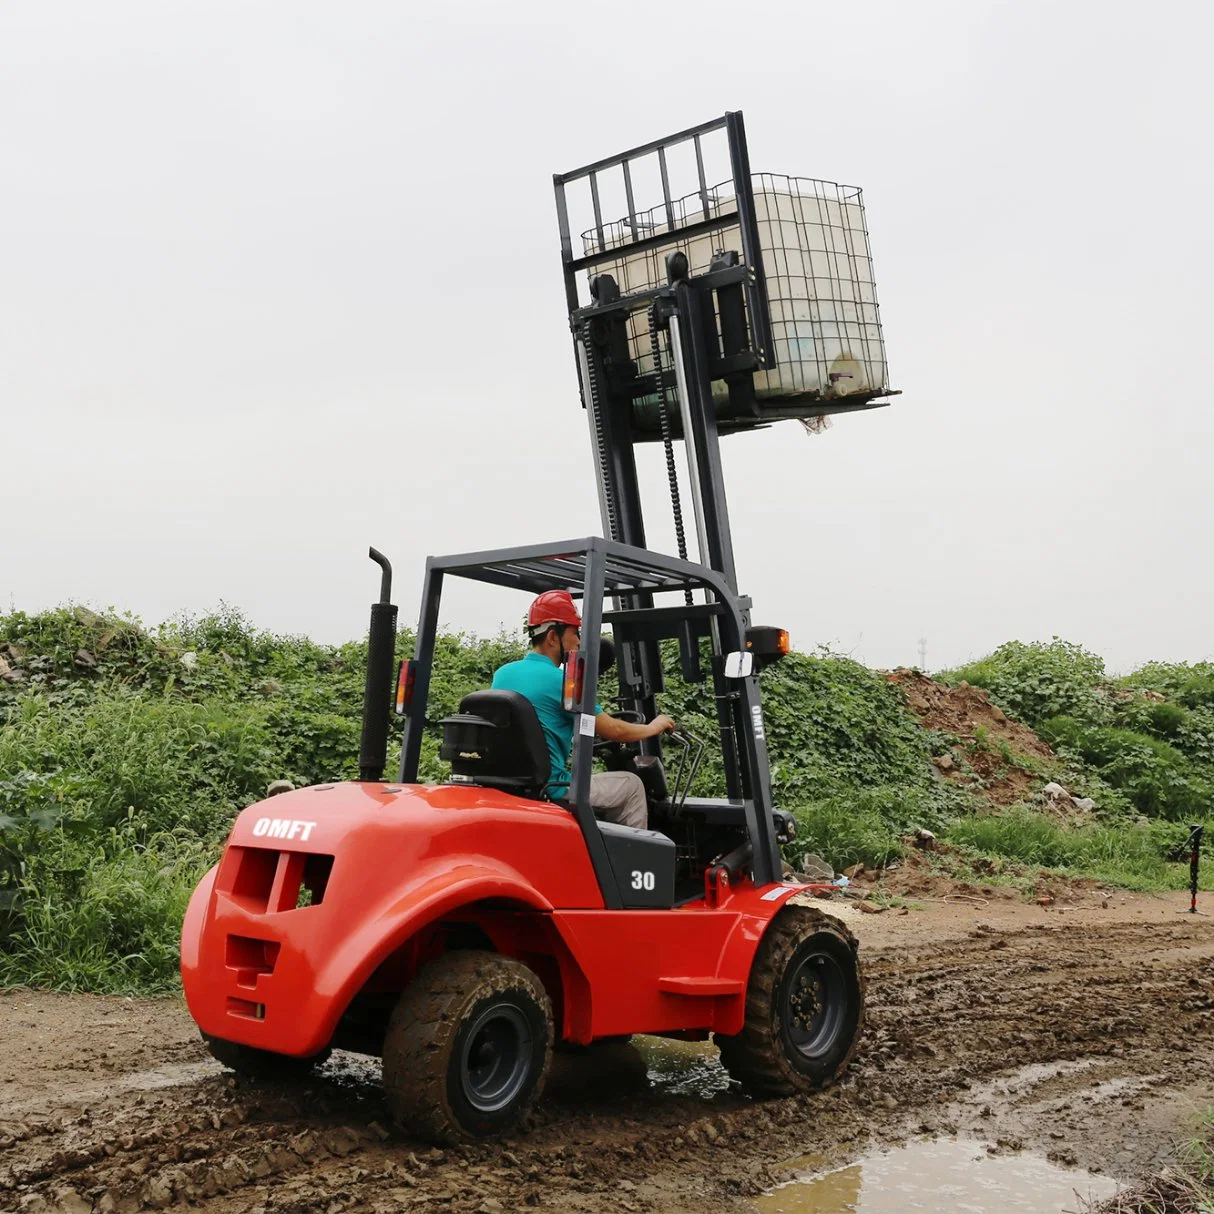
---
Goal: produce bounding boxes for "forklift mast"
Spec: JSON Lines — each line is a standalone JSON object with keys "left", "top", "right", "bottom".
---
{"left": 554, "top": 113, "right": 766, "bottom": 595}
{"left": 552, "top": 112, "right": 893, "bottom": 809}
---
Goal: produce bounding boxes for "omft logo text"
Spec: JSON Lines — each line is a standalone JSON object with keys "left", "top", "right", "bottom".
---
{"left": 252, "top": 818, "right": 318, "bottom": 842}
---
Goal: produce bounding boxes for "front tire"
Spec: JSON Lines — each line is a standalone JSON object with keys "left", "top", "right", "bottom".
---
{"left": 382, "top": 951, "right": 552, "bottom": 1144}
{"left": 716, "top": 905, "right": 864, "bottom": 1096}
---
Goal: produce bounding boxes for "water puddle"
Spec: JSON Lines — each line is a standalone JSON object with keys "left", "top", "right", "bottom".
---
{"left": 633, "top": 1036, "right": 730, "bottom": 1099}
{"left": 967, "top": 1058, "right": 1106, "bottom": 1102}
{"left": 126, "top": 1051, "right": 386, "bottom": 1098}
{"left": 1076, "top": 1073, "right": 1163, "bottom": 1105}
{"left": 119, "top": 1060, "right": 223, "bottom": 1092}
{"left": 755, "top": 1138, "right": 1120, "bottom": 1213}
{"left": 322, "top": 1050, "right": 383, "bottom": 1086}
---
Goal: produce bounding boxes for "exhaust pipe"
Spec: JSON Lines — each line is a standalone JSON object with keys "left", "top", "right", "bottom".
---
{"left": 358, "top": 547, "right": 398, "bottom": 783}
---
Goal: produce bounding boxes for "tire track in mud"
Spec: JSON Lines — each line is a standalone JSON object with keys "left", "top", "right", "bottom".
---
{"left": 2, "top": 915, "right": 1212, "bottom": 1212}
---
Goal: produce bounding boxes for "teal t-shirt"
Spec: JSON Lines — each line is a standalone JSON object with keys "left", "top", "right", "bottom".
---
{"left": 491, "top": 651, "right": 600, "bottom": 797}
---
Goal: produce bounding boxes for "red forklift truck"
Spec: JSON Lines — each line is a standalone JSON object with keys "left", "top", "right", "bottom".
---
{"left": 182, "top": 112, "right": 895, "bottom": 1142}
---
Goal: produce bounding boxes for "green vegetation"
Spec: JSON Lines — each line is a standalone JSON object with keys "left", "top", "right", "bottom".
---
{"left": 1, "top": 609, "right": 1210, "bottom": 995}
{"left": 0, "top": 605, "right": 521, "bottom": 993}
{"left": 939, "top": 638, "right": 1110, "bottom": 728}
{"left": 944, "top": 810, "right": 1211, "bottom": 892}
{"left": 941, "top": 637, "right": 1214, "bottom": 824}
{"left": 1038, "top": 716, "right": 1214, "bottom": 820}
{"left": 1124, "top": 661, "right": 1214, "bottom": 711}
{"left": 789, "top": 787, "right": 948, "bottom": 872}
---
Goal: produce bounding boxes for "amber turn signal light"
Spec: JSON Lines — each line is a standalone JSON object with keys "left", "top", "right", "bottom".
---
{"left": 394, "top": 660, "right": 416, "bottom": 715}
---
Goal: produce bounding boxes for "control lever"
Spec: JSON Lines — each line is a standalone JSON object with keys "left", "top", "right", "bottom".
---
{"left": 665, "top": 727, "right": 705, "bottom": 816}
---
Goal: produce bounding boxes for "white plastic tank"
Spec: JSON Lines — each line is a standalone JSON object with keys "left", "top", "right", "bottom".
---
{"left": 586, "top": 174, "right": 889, "bottom": 407}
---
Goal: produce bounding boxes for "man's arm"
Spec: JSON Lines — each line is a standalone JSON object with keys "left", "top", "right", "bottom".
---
{"left": 595, "top": 712, "right": 676, "bottom": 743}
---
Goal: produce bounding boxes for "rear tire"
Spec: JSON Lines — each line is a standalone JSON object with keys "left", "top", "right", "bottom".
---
{"left": 716, "top": 905, "right": 864, "bottom": 1097}
{"left": 382, "top": 950, "right": 552, "bottom": 1144}
{"left": 204, "top": 1034, "right": 330, "bottom": 1080}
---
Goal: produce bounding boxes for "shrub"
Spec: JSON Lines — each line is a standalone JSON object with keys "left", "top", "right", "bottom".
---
{"left": 1039, "top": 716, "right": 1209, "bottom": 819}
{"left": 1146, "top": 700, "right": 1189, "bottom": 738}
{"left": 939, "top": 638, "right": 1109, "bottom": 728}
{"left": 0, "top": 606, "right": 177, "bottom": 707}
{"left": 3, "top": 601, "right": 1213, "bottom": 995}
{"left": 1124, "top": 661, "right": 1214, "bottom": 710}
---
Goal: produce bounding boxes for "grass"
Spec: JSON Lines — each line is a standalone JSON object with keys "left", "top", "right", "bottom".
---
{"left": 790, "top": 796, "right": 1214, "bottom": 900}
{"left": 1084, "top": 1109, "right": 1214, "bottom": 1213}
{"left": 0, "top": 824, "right": 210, "bottom": 994}
{"left": 969, "top": 724, "right": 1050, "bottom": 775}
{"left": 787, "top": 785, "right": 952, "bottom": 874}
{"left": 944, "top": 810, "right": 1214, "bottom": 893}
{"left": 864, "top": 888, "right": 912, "bottom": 910}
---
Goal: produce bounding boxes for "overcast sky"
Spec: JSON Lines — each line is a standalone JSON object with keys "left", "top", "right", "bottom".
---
{"left": 2, "top": 0, "right": 1210, "bottom": 675}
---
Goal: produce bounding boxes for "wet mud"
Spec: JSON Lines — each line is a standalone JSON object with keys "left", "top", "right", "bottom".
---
{"left": 2, "top": 892, "right": 1212, "bottom": 1212}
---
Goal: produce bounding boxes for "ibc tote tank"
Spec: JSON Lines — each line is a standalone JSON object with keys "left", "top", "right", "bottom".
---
{"left": 587, "top": 174, "right": 889, "bottom": 416}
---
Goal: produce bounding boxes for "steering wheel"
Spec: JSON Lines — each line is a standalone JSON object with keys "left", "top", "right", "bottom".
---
{"left": 591, "top": 709, "right": 647, "bottom": 756}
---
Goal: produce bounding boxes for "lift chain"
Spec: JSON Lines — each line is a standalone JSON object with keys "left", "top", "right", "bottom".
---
{"left": 580, "top": 319, "right": 619, "bottom": 541}
{"left": 648, "top": 303, "right": 693, "bottom": 606}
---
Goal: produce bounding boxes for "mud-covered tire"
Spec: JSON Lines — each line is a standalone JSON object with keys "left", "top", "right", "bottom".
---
{"left": 382, "top": 950, "right": 552, "bottom": 1144}
{"left": 204, "top": 1034, "right": 330, "bottom": 1080}
{"left": 716, "top": 904, "right": 864, "bottom": 1097}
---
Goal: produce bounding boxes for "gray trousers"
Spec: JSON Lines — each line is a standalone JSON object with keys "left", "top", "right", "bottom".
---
{"left": 590, "top": 770, "right": 648, "bottom": 830}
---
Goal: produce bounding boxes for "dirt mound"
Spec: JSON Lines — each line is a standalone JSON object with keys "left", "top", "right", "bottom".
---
{"left": 886, "top": 669, "right": 1056, "bottom": 807}
{"left": 849, "top": 841, "right": 1107, "bottom": 907}
{"left": 886, "top": 668, "right": 1052, "bottom": 759}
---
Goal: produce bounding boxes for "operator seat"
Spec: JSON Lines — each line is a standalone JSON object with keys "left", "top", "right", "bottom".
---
{"left": 441, "top": 691, "right": 677, "bottom": 908}
{"left": 439, "top": 690, "right": 551, "bottom": 799}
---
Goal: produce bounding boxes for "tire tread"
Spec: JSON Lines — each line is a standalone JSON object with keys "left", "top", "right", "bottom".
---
{"left": 716, "top": 904, "right": 865, "bottom": 1097}
{"left": 382, "top": 950, "right": 553, "bottom": 1144}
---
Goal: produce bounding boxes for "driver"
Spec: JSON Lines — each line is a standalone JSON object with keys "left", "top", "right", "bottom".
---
{"left": 492, "top": 590, "right": 675, "bottom": 830}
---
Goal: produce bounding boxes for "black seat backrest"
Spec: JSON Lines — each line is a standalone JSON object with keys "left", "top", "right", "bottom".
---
{"left": 438, "top": 690, "right": 551, "bottom": 799}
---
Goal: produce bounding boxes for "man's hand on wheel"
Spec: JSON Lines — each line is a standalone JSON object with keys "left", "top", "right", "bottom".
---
{"left": 594, "top": 711, "right": 677, "bottom": 744}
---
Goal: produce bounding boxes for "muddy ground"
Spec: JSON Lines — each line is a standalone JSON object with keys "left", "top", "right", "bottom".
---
{"left": 3, "top": 891, "right": 1212, "bottom": 1213}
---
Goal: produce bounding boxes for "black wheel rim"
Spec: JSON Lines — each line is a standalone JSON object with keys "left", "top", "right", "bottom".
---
{"left": 459, "top": 1001, "right": 532, "bottom": 1113}
{"left": 780, "top": 946, "right": 848, "bottom": 1060}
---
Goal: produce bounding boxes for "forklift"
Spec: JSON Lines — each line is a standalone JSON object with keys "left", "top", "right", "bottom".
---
{"left": 181, "top": 112, "right": 894, "bottom": 1143}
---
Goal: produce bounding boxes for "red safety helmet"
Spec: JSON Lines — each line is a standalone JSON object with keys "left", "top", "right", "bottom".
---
{"left": 527, "top": 589, "right": 582, "bottom": 633}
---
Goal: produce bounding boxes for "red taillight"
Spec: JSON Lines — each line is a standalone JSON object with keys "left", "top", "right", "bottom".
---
{"left": 561, "top": 649, "right": 584, "bottom": 712}
{"left": 394, "top": 660, "right": 416, "bottom": 715}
